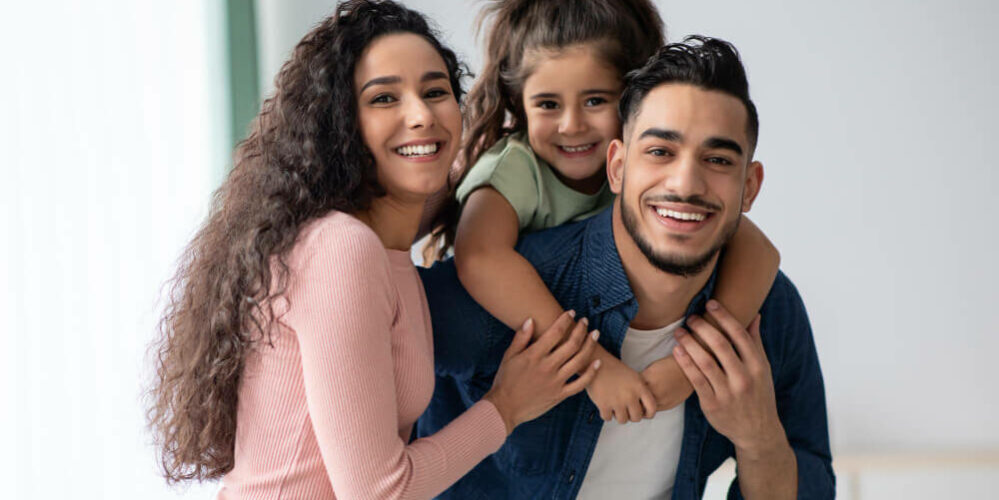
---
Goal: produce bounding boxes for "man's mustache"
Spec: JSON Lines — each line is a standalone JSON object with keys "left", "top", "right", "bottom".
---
{"left": 644, "top": 194, "right": 722, "bottom": 212}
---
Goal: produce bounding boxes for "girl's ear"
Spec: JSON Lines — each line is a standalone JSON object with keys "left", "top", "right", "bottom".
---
{"left": 606, "top": 139, "right": 626, "bottom": 194}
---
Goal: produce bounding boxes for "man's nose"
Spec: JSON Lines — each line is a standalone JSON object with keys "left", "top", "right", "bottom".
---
{"left": 558, "top": 105, "right": 587, "bottom": 135}
{"left": 405, "top": 97, "right": 435, "bottom": 129}
{"left": 663, "top": 154, "right": 707, "bottom": 196}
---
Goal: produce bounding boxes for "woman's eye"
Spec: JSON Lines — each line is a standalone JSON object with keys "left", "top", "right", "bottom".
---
{"left": 371, "top": 94, "right": 397, "bottom": 104}
{"left": 537, "top": 100, "right": 559, "bottom": 110}
{"left": 425, "top": 88, "right": 450, "bottom": 99}
{"left": 584, "top": 96, "right": 607, "bottom": 106}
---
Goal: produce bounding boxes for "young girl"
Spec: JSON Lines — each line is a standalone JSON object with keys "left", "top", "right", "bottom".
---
{"left": 428, "top": 0, "right": 780, "bottom": 423}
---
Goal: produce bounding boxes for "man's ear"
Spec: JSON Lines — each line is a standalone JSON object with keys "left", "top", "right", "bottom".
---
{"left": 742, "top": 160, "right": 763, "bottom": 212}
{"left": 607, "top": 138, "right": 626, "bottom": 195}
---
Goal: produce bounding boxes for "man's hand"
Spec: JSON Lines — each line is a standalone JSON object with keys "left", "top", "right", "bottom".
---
{"left": 673, "top": 300, "right": 797, "bottom": 499}
{"left": 640, "top": 355, "right": 693, "bottom": 412}
{"left": 586, "top": 350, "right": 656, "bottom": 423}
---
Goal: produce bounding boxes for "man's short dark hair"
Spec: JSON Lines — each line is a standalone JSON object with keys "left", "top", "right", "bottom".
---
{"left": 619, "top": 35, "right": 759, "bottom": 150}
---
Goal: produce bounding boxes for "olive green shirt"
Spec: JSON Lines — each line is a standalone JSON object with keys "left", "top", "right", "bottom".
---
{"left": 456, "top": 133, "right": 615, "bottom": 233}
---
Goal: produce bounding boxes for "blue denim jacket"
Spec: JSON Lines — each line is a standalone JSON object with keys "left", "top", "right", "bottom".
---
{"left": 417, "top": 207, "right": 834, "bottom": 499}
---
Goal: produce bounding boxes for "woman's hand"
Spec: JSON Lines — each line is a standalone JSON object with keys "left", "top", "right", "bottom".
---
{"left": 484, "top": 310, "right": 601, "bottom": 434}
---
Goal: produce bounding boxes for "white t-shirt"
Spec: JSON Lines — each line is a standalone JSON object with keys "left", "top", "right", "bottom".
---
{"left": 576, "top": 319, "right": 686, "bottom": 500}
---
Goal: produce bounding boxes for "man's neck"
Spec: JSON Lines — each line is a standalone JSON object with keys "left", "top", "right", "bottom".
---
{"left": 611, "top": 204, "right": 716, "bottom": 330}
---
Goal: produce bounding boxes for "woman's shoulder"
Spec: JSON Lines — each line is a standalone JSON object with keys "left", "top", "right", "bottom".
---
{"left": 293, "top": 211, "right": 388, "bottom": 270}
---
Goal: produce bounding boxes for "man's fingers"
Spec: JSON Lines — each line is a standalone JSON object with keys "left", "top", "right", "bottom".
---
{"left": 705, "top": 300, "right": 759, "bottom": 363}
{"left": 687, "top": 316, "right": 743, "bottom": 376}
{"left": 675, "top": 329, "right": 730, "bottom": 400}
{"left": 673, "top": 341, "right": 715, "bottom": 402}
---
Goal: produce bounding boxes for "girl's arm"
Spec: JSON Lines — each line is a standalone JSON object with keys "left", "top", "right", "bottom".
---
{"left": 641, "top": 215, "right": 780, "bottom": 411}
{"left": 456, "top": 187, "right": 657, "bottom": 423}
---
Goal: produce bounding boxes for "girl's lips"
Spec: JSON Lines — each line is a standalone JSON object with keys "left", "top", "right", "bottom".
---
{"left": 556, "top": 143, "right": 598, "bottom": 159}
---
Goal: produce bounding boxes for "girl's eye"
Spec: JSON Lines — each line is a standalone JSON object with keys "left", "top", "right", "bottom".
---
{"left": 537, "top": 100, "right": 559, "bottom": 110}
{"left": 425, "top": 88, "right": 450, "bottom": 99}
{"left": 584, "top": 96, "right": 608, "bottom": 106}
{"left": 371, "top": 94, "right": 397, "bottom": 104}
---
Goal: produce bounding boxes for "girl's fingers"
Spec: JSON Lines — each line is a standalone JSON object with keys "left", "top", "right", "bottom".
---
{"left": 639, "top": 387, "right": 657, "bottom": 419}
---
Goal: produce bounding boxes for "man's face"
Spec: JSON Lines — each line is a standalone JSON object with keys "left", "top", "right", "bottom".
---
{"left": 607, "top": 83, "right": 763, "bottom": 276}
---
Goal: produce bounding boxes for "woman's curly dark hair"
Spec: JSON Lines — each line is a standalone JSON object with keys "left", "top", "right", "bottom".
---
{"left": 146, "top": 0, "right": 467, "bottom": 483}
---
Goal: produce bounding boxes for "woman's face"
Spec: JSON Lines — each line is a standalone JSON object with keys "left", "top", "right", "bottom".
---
{"left": 354, "top": 33, "right": 462, "bottom": 204}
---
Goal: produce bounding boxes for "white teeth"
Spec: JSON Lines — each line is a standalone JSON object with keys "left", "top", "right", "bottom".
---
{"left": 654, "top": 207, "right": 707, "bottom": 222}
{"left": 395, "top": 143, "right": 439, "bottom": 157}
{"left": 560, "top": 144, "right": 594, "bottom": 153}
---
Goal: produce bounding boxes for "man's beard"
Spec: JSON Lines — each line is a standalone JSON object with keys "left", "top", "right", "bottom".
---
{"left": 620, "top": 191, "right": 740, "bottom": 277}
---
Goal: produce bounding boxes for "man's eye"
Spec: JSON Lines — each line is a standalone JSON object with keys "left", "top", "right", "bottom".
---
{"left": 706, "top": 157, "right": 733, "bottom": 165}
{"left": 371, "top": 94, "right": 397, "bottom": 104}
{"left": 649, "top": 148, "right": 671, "bottom": 157}
{"left": 584, "top": 97, "right": 607, "bottom": 106}
{"left": 537, "top": 100, "right": 559, "bottom": 110}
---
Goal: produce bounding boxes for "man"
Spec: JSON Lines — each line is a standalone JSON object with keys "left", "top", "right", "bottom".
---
{"left": 418, "top": 36, "right": 834, "bottom": 499}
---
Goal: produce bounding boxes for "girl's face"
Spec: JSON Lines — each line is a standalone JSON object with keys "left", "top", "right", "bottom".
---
{"left": 354, "top": 33, "right": 462, "bottom": 204}
{"left": 521, "top": 43, "right": 622, "bottom": 194}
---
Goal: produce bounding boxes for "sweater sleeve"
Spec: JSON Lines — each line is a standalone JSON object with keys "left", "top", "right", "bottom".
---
{"left": 284, "top": 219, "right": 508, "bottom": 499}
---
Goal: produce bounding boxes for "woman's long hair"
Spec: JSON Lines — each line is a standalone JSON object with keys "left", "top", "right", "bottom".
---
{"left": 147, "top": 0, "right": 467, "bottom": 483}
{"left": 422, "top": 0, "right": 666, "bottom": 261}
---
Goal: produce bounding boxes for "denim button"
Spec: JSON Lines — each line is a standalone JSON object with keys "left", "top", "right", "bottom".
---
{"left": 567, "top": 470, "right": 576, "bottom": 483}
{"left": 590, "top": 295, "right": 600, "bottom": 308}
{"left": 588, "top": 411, "right": 595, "bottom": 423}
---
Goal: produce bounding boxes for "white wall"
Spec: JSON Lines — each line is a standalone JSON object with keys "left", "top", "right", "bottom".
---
{"left": 2, "top": 1, "right": 227, "bottom": 499}
{"left": 254, "top": 0, "right": 999, "bottom": 497}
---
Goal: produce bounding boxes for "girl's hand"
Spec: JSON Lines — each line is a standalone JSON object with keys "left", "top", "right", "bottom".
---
{"left": 640, "top": 356, "right": 694, "bottom": 412}
{"left": 484, "top": 310, "right": 601, "bottom": 433}
{"left": 585, "top": 354, "right": 657, "bottom": 423}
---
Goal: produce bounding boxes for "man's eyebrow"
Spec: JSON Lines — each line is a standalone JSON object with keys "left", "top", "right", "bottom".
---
{"left": 638, "top": 128, "right": 683, "bottom": 142}
{"left": 704, "top": 137, "right": 744, "bottom": 156}
{"left": 359, "top": 76, "right": 400, "bottom": 93}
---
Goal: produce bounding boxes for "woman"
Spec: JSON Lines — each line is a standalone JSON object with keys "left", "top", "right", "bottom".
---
{"left": 147, "top": 1, "right": 600, "bottom": 498}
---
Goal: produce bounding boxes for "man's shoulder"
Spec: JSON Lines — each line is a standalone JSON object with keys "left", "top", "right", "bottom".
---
{"left": 757, "top": 270, "right": 816, "bottom": 375}
{"left": 515, "top": 217, "right": 590, "bottom": 269}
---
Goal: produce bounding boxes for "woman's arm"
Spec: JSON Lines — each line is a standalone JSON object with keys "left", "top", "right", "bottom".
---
{"left": 287, "top": 220, "right": 508, "bottom": 500}
{"left": 456, "top": 188, "right": 656, "bottom": 422}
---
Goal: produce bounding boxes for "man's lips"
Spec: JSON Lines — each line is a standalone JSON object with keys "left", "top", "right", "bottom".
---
{"left": 648, "top": 204, "right": 714, "bottom": 232}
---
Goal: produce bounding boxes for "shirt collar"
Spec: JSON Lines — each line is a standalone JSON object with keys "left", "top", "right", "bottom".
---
{"left": 581, "top": 206, "right": 720, "bottom": 320}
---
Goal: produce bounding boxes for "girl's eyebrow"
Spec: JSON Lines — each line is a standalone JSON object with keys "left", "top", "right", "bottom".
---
{"left": 528, "top": 88, "right": 617, "bottom": 100}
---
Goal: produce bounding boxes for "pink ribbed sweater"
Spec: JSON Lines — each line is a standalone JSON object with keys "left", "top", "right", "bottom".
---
{"left": 218, "top": 211, "right": 507, "bottom": 499}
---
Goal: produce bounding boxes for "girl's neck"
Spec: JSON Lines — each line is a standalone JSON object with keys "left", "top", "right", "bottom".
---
{"left": 355, "top": 195, "right": 424, "bottom": 251}
{"left": 548, "top": 165, "right": 606, "bottom": 195}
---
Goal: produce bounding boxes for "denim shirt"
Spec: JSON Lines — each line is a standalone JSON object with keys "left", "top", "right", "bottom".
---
{"left": 417, "top": 207, "right": 834, "bottom": 499}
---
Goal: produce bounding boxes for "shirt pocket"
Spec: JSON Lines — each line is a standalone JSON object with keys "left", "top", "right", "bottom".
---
{"left": 494, "top": 406, "right": 563, "bottom": 475}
